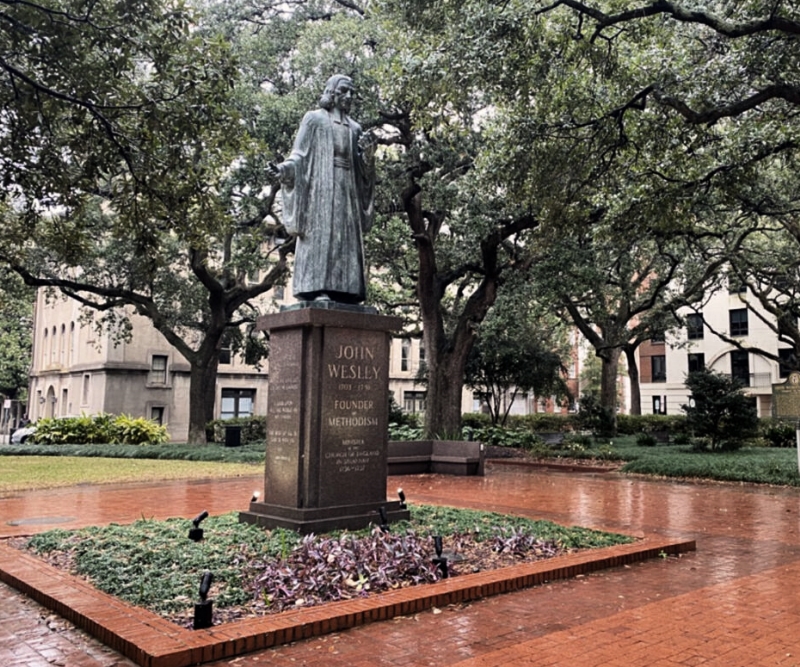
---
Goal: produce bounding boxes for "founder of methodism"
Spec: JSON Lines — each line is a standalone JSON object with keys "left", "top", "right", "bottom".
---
{"left": 268, "top": 75, "right": 376, "bottom": 304}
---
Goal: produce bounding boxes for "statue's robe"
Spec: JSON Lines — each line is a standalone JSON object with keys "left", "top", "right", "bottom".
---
{"left": 280, "top": 109, "right": 375, "bottom": 303}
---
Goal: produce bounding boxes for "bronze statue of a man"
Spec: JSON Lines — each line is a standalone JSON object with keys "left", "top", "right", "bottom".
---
{"left": 269, "top": 75, "right": 376, "bottom": 304}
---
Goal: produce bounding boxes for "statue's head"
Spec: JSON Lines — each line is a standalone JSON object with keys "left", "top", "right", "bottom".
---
{"left": 319, "top": 74, "right": 355, "bottom": 110}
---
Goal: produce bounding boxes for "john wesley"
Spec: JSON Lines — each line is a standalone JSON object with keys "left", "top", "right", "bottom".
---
{"left": 268, "top": 75, "right": 376, "bottom": 304}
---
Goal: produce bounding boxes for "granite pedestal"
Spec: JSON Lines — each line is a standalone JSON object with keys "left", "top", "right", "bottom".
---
{"left": 239, "top": 305, "right": 410, "bottom": 533}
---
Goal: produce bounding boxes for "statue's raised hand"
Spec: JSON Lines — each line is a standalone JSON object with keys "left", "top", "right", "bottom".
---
{"left": 358, "top": 130, "right": 377, "bottom": 156}
{"left": 266, "top": 161, "right": 282, "bottom": 182}
{"left": 267, "top": 160, "right": 294, "bottom": 186}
